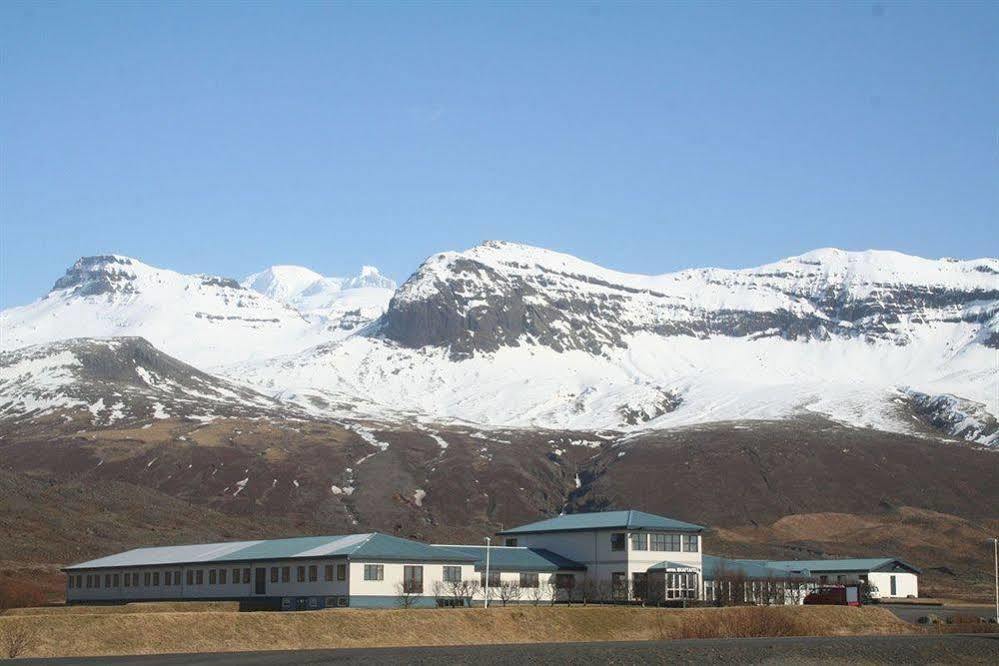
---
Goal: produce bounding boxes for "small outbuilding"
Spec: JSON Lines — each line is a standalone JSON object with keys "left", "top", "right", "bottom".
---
{"left": 754, "top": 558, "right": 921, "bottom": 599}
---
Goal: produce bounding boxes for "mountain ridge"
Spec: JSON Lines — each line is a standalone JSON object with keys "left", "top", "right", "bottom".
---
{"left": 2, "top": 243, "right": 996, "bottom": 444}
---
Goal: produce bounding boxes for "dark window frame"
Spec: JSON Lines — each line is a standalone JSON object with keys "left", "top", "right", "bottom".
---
{"left": 403, "top": 565, "right": 423, "bottom": 593}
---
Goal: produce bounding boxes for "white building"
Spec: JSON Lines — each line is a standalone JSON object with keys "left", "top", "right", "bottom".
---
{"left": 65, "top": 532, "right": 479, "bottom": 609}
{"left": 494, "top": 509, "right": 705, "bottom": 602}
{"left": 752, "top": 558, "right": 920, "bottom": 599}
{"left": 63, "top": 510, "right": 920, "bottom": 608}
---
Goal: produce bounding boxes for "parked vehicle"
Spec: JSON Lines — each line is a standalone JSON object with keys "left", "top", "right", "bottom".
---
{"left": 803, "top": 585, "right": 861, "bottom": 606}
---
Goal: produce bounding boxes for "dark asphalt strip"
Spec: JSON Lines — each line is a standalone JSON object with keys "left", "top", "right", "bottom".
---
{"left": 11, "top": 634, "right": 999, "bottom": 665}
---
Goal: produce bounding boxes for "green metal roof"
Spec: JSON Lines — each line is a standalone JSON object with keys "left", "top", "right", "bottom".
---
{"left": 701, "top": 556, "right": 801, "bottom": 580}
{"left": 647, "top": 561, "right": 699, "bottom": 572}
{"left": 433, "top": 545, "right": 586, "bottom": 572}
{"left": 66, "top": 533, "right": 476, "bottom": 571}
{"left": 498, "top": 510, "right": 705, "bottom": 535}
{"left": 753, "top": 558, "right": 921, "bottom": 575}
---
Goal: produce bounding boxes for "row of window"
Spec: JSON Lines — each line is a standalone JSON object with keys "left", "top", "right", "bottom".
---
{"left": 360, "top": 565, "right": 571, "bottom": 592}
{"left": 269, "top": 564, "right": 347, "bottom": 584}
{"left": 610, "top": 532, "right": 699, "bottom": 553}
{"left": 70, "top": 563, "right": 347, "bottom": 590}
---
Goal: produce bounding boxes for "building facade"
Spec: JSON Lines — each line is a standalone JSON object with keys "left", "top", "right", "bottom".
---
{"left": 63, "top": 510, "right": 920, "bottom": 608}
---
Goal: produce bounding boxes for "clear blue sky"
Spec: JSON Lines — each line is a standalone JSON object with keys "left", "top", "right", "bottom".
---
{"left": 3, "top": 1, "right": 996, "bottom": 308}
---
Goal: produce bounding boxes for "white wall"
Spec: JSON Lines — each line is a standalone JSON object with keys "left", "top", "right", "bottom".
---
{"left": 67, "top": 558, "right": 350, "bottom": 602}
{"left": 868, "top": 571, "right": 918, "bottom": 599}
{"left": 347, "top": 561, "right": 477, "bottom": 600}
{"left": 513, "top": 529, "right": 702, "bottom": 595}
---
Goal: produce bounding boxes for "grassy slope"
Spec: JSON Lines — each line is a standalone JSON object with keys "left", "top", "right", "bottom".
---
{"left": 0, "top": 605, "right": 912, "bottom": 659}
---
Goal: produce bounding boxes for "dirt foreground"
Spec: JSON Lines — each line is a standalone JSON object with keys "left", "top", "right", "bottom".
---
{"left": 0, "top": 604, "right": 914, "bottom": 659}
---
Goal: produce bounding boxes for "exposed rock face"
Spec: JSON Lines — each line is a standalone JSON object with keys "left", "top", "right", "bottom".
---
{"left": 904, "top": 390, "right": 998, "bottom": 447}
{"left": 51, "top": 255, "right": 140, "bottom": 296}
{"left": 379, "top": 242, "right": 999, "bottom": 360}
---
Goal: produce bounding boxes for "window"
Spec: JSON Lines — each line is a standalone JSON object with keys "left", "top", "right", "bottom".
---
{"left": 187, "top": 570, "right": 194, "bottom": 586}
{"left": 403, "top": 565, "right": 423, "bottom": 594}
{"left": 232, "top": 568, "right": 240, "bottom": 584}
{"left": 554, "top": 574, "right": 574, "bottom": 590}
{"left": 113, "top": 573, "right": 120, "bottom": 587}
{"left": 105, "top": 574, "right": 112, "bottom": 588}
{"left": 631, "top": 533, "right": 648, "bottom": 551}
{"left": 504, "top": 538, "right": 518, "bottom": 547}
{"left": 363, "top": 564, "right": 384, "bottom": 581}
{"left": 281, "top": 566, "right": 290, "bottom": 583}
{"left": 219, "top": 568, "right": 227, "bottom": 585}
{"left": 650, "top": 534, "right": 681, "bottom": 552}
{"left": 242, "top": 568, "right": 251, "bottom": 584}
{"left": 308, "top": 565, "right": 317, "bottom": 582}
{"left": 95, "top": 575, "right": 101, "bottom": 589}
{"left": 124, "top": 573, "right": 131, "bottom": 587}
{"left": 270, "top": 567, "right": 278, "bottom": 583}
{"left": 85, "top": 575, "right": 91, "bottom": 589}
{"left": 297, "top": 566, "right": 306, "bottom": 583}
{"left": 480, "top": 570, "right": 500, "bottom": 588}
{"left": 683, "top": 535, "right": 698, "bottom": 552}
{"left": 443, "top": 566, "right": 462, "bottom": 583}
{"left": 144, "top": 572, "right": 151, "bottom": 586}
{"left": 209, "top": 569, "right": 217, "bottom": 585}
{"left": 175, "top": 570, "right": 181, "bottom": 585}
{"left": 337, "top": 564, "right": 346, "bottom": 581}
{"left": 68, "top": 576, "right": 74, "bottom": 589}
{"left": 152, "top": 572, "right": 159, "bottom": 586}
{"left": 519, "top": 572, "right": 539, "bottom": 588}
{"left": 164, "top": 572, "right": 171, "bottom": 586}
{"left": 325, "top": 565, "right": 334, "bottom": 582}
{"left": 610, "top": 533, "right": 626, "bottom": 551}
{"left": 196, "top": 570, "right": 204, "bottom": 585}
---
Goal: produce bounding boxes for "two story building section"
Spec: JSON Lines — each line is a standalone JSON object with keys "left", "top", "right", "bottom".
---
{"left": 495, "top": 509, "right": 705, "bottom": 600}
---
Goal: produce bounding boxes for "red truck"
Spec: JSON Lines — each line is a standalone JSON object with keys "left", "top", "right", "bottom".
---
{"left": 804, "top": 585, "right": 862, "bottom": 606}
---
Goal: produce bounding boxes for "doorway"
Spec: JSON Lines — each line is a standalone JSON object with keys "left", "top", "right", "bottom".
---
{"left": 255, "top": 567, "right": 267, "bottom": 595}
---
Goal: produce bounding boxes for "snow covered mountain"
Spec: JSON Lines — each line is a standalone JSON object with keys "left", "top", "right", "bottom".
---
{"left": 0, "top": 337, "right": 290, "bottom": 428}
{"left": 0, "top": 256, "right": 395, "bottom": 368}
{"left": 241, "top": 264, "right": 395, "bottom": 316}
{"left": 231, "top": 242, "right": 998, "bottom": 445}
{"left": 1, "top": 243, "right": 995, "bottom": 445}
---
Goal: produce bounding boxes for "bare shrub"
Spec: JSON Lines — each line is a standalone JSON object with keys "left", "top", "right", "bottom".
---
{"left": 497, "top": 582, "right": 521, "bottom": 606}
{"left": 0, "top": 621, "right": 35, "bottom": 659}
{"left": 526, "top": 581, "right": 547, "bottom": 606}
{"left": 0, "top": 580, "right": 46, "bottom": 612}
{"left": 394, "top": 582, "right": 421, "bottom": 609}
{"left": 446, "top": 579, "right": 478, "bottom": 607}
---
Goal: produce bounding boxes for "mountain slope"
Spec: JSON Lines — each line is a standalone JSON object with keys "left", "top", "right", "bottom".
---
{"left": 0, "top": 337, "right": 291, "bottom": 428}
{"left": 233, "top": 242, "right": 998, "bottom": 443}
{"left": 0, "top": 256, "right": 329, "bottom": 368}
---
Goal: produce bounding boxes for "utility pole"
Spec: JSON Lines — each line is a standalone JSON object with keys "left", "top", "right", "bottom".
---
{"left": 484, "top": 536, "right": 491, "bottom": 609}
{"left": 993, "top": 537, "right": 998, "bottom": 624}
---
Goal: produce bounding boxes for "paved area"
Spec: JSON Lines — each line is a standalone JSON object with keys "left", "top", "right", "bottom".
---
{"left": 881, "top": 603, "right": 998, "bottom": 624}
{"left": 12, "top": 634, "right": 999, "bottom": 665}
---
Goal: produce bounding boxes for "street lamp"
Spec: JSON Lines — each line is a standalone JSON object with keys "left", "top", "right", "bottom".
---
{"left": 484, "top": 536, "right": 492, "bottom": 609}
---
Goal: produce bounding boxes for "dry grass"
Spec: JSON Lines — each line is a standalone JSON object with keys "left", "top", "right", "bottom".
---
{"left": 4, "top": 601, "right": 239, "bottom": 616}
{"left": 0, "top": 605, "right": 914, "bottom": 659}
